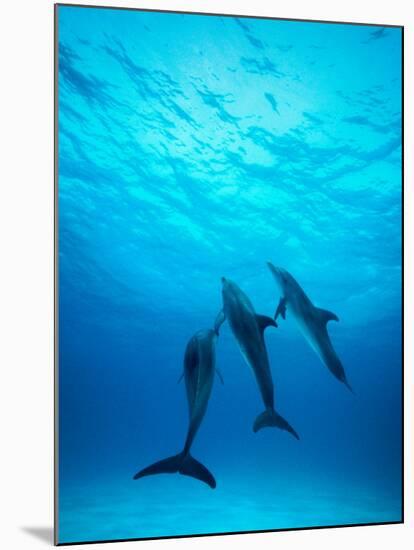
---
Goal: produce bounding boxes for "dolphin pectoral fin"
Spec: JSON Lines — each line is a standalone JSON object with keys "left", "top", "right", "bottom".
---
{"left": 256, "top": 314, "right": 278, "bottom": 333}
{"left": 133, "top": 453, "right": 182, "bottom": 480}
{"left": 179, "top": 454, "right": 216, "bottom": 489}
{"left": 215, "top": 368, "right": 224, "bottom": 384}
{"left": 214, "top": 309, "right": 226, "bottom": 335}
{"left": 343, "top": 378, "right": 354, "bottom": 394}
{"left": 253, "top": 409, "right": 300, "bottom": 440}
{"left": 274, "top": 297, "right": 287, "bottom": 321}
{"left": 316, "top": 307, "right": 339, "bottom": 324}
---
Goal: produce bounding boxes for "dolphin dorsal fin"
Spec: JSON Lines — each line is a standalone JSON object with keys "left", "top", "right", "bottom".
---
{"left": 316, "top": 307, "right": 339, "bottom": 324}
{"left": 256, "top": 314, "right": 278, "bottom": 333}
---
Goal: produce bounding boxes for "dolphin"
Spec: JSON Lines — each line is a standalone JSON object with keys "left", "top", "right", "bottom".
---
{"left": 133, "top": 317, "right": 225, "bottom": 489}
{"left": 219, "top": 277, "right": 299, "bottom": 439}
{"left": 267, "top": 263, "right": 352, "bottom": 392}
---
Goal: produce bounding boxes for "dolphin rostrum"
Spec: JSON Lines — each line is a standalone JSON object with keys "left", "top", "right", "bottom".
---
{"left": 267, "top": 262, "right": 352, "bottom": 392}
{"left": 219, "top": 277, "right": 299, "bottom": 439}
{"left": 133, "top": 317, "right": 225, "bottom": 489}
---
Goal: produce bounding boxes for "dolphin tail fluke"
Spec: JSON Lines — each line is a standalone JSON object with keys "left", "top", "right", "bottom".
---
{"left": 133, "top": 453, "right": 181, "bottom": 480}
{"left": 253, "top": 409, "right": 300, "bottom": 440}
{"left": 179, "top": 453, "right": 216, "bottom": 488}
{"left": 133, "top": 452, "right": 216, "bottom": 489}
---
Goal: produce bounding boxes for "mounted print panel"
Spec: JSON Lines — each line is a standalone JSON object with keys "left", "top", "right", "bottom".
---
{"left": 55, "top": 4, "right": 403, "bottom": 545}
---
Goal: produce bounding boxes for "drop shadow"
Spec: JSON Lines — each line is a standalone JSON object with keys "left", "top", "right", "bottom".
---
{"left": 21, "top": 526, "right": 54, "bottom": 545}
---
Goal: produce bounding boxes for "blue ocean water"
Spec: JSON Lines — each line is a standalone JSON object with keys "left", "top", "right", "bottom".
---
{"left": 57, "top": 6, "right": 402, "bottom": 545}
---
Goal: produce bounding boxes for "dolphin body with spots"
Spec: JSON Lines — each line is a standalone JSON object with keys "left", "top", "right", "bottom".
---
{"left": 267, "top": 262, "right": 352, "bottom": 392}
{"left": 218, "top": 277, "right": 299, "bottom": 439}
{"left": 133, "top": 316, "right": 225, "bottom": 489}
